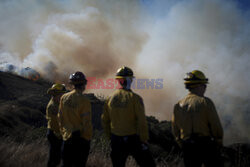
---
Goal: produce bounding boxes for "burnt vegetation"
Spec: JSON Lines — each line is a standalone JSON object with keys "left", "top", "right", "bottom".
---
{"left": 0, "top": 71, "right": 249, "bottom": 167}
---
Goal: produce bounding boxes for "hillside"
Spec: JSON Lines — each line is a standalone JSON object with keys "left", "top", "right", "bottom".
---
{"left": 0, "top": 71, "right": 104, "bottom": 138}
{"left": 0, "top": 71, "right": 250, "bottom": 167}
{"left": 0, "top": 71, "right": 50, "bottom": 138}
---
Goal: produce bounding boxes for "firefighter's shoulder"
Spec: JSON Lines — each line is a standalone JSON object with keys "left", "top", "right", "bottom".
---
{"left": 176, "top": 94, "right": 190, "bottom": 107}
{"left": 203, "top": 96, "right": 215, "bottom": 106}
{"left": 60, "top": 90, "right": 74, "bottom": 101}
{"left": 47, "top": 99, "right": 53, "bottom": 108}
{"left": 60, "top": 90, "right": 79, "bottom": 107}
{"left": 185, "top": 93, "right": 207, "bottom": 104}
{"left": 47, "top": 99, "right": 57, "bottom": 110}
{"left": 80, "top": 93, "right": 91, "bottom": 104}
{"left": 131, "top": 91, "right": 144, "bottom": 106}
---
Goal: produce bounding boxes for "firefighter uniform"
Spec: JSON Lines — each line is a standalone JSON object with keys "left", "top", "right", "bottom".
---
{"left": 102, "top": 88, "right": 155, "bottom": 167}
{"left": 172, "top": 93, "right": 223, "bottom": 146}
{"left": 172, "top": 70, "right": 223, "bottom": 167}
{"left": 46, "top": 98, "right": 63, "bottom": 167}
{"left": 47, "top": 98, "right": 61, "bottom": 138}
{"left": 58, "top": 89, "right": 92, "bottom": 167}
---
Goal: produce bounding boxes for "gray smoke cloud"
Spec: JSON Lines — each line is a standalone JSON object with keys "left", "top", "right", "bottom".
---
{"left": 137, "top": 0, "right": 250, "bottom": 144}
{"left": 0, "top": 0, "right": 249, "bottom": 144}
{"left": 0, "top": 0, "right": 147, "bottom": 81}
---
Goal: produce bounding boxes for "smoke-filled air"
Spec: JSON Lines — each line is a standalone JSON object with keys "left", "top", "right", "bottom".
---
{"left": 0, "top": 0, "right": 249, "bottom": 144}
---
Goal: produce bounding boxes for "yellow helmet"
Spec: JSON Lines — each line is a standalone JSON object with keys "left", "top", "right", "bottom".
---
{"left": 115, "top": 66, "right": 134, "bottom": 79}
{"left": 184, "top": 70, "right": 208, "bottom": 84}
{"left": 47, "top": 83, "right": 67, "bottom": 95}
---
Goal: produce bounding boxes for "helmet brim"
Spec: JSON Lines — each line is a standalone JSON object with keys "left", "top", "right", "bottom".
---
{"left": 184, "top": 80, "right": 209, "bottom": 84}
{"left": 69, "top": 79, "right": 87, "bottom": 85}
{"left": 47, "top": 88, "right": 67, "bottom": 95}
{"left": 115, "top": 76, "right": 134, "bottom": 79}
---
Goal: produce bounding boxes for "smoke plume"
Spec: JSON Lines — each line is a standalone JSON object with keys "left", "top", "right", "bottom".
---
{"left": 0, "top": 0, "right": 147, "bottom": 81}
{"left": 0, "top": 0, "right": 250, "bottom": 144}
{"left": 137, "top": 0, "right": 250, "bottom": 144}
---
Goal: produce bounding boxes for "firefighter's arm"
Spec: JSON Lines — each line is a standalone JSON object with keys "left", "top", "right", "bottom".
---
{"left": 135, "top": 96, "right": 149, "bottom": 143}
{"left": 57, "top": 98, "right": 64, "bottom": 135}
{"left": 101, "top": 100, "right": 111, "bottom": 139}
{"left": 206, "top": 99, "right": 224, "bottom": 146}
{"left": 46, "top": 104, "right": 51, "bottom": 121}
{"left": 80, "top": 100, "right": 93, "bottom": 140}
{"left": 172, "top": 104, "right": 182, "bottom": 147}
{"left": 46, "top": 101, "right": 55, "bottom": 129}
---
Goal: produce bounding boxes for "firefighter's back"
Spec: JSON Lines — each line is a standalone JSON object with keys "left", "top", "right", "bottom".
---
{"left": 106, "top": 89, "right": 141, "bottom": 136}
{"left": 59, "top": 89, "right": 92, "bottom": 140}
{"left": 175, "top": 93, "right": 212, "bottom": 140}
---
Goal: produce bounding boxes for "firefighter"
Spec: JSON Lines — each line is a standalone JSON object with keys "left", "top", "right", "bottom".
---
{"left": 58, "top": 71, "right": 92, "bottom": 167}
{"left": 101, "top": 66, "right": 156, "bottom": 167}
{"left": 46, "top": 83, "right": 67, "bottom": 167}
{"left": 172, "top": 70, "right": 224, "bottom": 167}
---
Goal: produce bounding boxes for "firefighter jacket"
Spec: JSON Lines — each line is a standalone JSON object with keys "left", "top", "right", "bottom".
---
{"left": 101, "top": 89, "right": 149, "bottom": 142}
{"left": 46, "top": 98, "right": 61, "bottom": 138}
{"left": 58, "top": 89, "right": 92, "bottom": 141}
{"left": 172, "top": 93, "right": 223, "bottom": 146}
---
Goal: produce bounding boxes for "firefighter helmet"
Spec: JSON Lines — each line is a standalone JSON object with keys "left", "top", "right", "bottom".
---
{"left": 115, "top": 66, "right": 134, "bottom": 79}
{"left": 184, "top": 70, "right": 208, "bottom": 84}
{"left": 47, "top": 83, "right": 67, "bottom": 95}
{"left": 69, "top": 71, "right": 87, "bottom": 85}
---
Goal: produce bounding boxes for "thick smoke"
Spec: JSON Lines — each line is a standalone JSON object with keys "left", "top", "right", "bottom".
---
{"left": 0, "top": 0, "right": 147, "bottom": 81}
{"left": 0, "top": 0, "right": 250, "bottom": 144}
{"left": 138, "top": 0, "right": 250, "bottom": 144}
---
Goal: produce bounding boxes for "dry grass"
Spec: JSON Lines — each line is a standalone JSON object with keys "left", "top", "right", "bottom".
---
{"left": 1, "top": 128, "right": 249, "bottom": 167}
{"left": 0, "top": 138, "right": 48, "bottom": 167}
{"left": 3, "top": 129, "right": 250, "bottom": 167}
{"left": 2, "top": 138, "right": 250, "bottom": 167}
{"left": 0, "top": 136, "right": 183, "bottom": 167}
